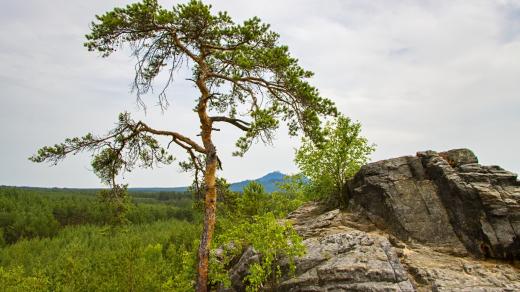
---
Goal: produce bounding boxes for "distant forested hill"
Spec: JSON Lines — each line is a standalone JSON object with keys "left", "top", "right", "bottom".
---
{"left": 129, "top": 171, "right": 287, "bottom": 193}
{"left": 228, "top": 171, "right": 286, "bottom": 192}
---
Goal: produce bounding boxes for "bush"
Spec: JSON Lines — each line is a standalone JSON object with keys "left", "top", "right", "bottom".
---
{"left": 210, "top": 181, "right": 307, "bottom": 291}
{"left": 212, "top": 213, "right": 305, "bottom": 291}
{"left": 295, "top": 116, "right": 375, "bottom": 205}
{"left": 0, "top": 266, "right": 49, "bottom": 292}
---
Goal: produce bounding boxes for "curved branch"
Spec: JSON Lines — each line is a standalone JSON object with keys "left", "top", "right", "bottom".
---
{"left": 206, "top": 73, "right": 260, "bottom": 111}
{"left": 170, "top": 30, "right": 202, "bottom": 64}
{"left": 201, "top": 40, "right": 247, "bottom": 52}
{"left": 211, "top": 116, "right": 251, "bottom": 131}
{"left": 207, "top": 72, "right": 306, "bottom": 124}
{"left": 136, "top": 122, "right": 206, "bottom": 153}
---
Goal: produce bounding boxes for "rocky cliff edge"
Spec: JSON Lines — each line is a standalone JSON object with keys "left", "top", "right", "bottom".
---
{"left": 225, "top": 149, "right": 520, "bottom": 291}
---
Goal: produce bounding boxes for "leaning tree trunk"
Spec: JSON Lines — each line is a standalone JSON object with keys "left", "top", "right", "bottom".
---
{"left": 196, "top": 144, "right": 218, "bottom": 292}
{"left": 195, "top": 70, "right": 218, "bottom": 292}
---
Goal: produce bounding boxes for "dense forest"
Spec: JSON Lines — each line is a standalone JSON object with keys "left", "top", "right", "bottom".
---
{"left": 2, "top": 0, "right": 516, "bottom": 290}
{"left": 0, "top": 186, "right": 200, "bottom": 290}
{"left": 0, "top": 178, "right": 309, "bottom": 291}
{"left": 0, "top": 187, "right": 195, "bottom": 245}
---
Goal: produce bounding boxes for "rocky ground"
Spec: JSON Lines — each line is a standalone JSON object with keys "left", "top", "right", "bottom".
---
{"left": 224, "top": 149, "right": 520, "bottom": 291}
{"left": 282, "top": 202, "right": 520, "bottom": 291}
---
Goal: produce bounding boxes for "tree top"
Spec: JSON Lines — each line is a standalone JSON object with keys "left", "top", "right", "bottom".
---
{"left": 85, "top": 0, "right": 337, "bottom": 155}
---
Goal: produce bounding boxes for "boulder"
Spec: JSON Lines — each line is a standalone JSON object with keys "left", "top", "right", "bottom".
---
{"left": 346, "top": 154, "right": 466, "bottom": 254}
{"left": 347, "top": 148, "right": 520, "bottom": 259}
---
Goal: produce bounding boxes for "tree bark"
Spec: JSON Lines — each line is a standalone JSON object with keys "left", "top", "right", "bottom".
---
{"left": 196, "top": 145, "right": 218, "bottom": 292}
{"left": 195, "top": 65, "right": 217, "bottom": 292}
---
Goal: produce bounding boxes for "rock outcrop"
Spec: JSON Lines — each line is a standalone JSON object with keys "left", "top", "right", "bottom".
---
{"left": 224, "top": 149, "right": 520, "bottom": 291}
{"left": 348, "top": 148, "right": 520, "bottom": 259}
{"left": 279, "top": 204, "right": 415, "bottom": 291}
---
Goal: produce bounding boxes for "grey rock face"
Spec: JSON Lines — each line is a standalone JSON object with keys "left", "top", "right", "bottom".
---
{"left": 348, "top": 148, "right": 520, "bottom": 260}
{"left": 419, "top": 150, "right": 520, "bottom": 259}
{"left": 223, "top": 203, "right": 415, "bottom": 291}
{"left": 347, "top": 154, "right": 466, "bottom": 255}
{"left": 401, "top": 244, "right": 520, "bottom": 291}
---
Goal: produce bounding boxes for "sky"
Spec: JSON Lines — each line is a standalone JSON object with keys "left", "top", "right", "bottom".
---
{"left": 1, "top": 0, "right": 519, "bottom": 188}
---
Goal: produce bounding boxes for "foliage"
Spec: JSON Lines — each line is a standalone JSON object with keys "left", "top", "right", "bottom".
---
{"left": 0, "top": 187, "right": 198, "bottom": 245}
{"left": 295, "top": 116, "right": 375, "bottom": 205}
{"left": 0, "top": 266, "right": 49, "bottom": 291}
{"left": 271, "top": 174, "right": 308, "bottom": 217}
{"left": 241, "top": 215, "right": 304, "bottom": 292}
{"left": 231, "top": 178, "right": 307, "bottom": 218}
{"left": 97, "top": 185, "right": 131, "bottom": 225}
{"left": 30, "top": 0, "right": 338, "bottom": 189}
{"left": 236, "top": 181, "right": 270, "bottom": 218}
{"left": 83, "top": 0, "right": 337, "bottom": 152}
{"left": 0, "top": 189, "right": 60, "bottom": 244}
{"left": 162, "top": 223, "right": 200, "bottom": 291}
{"left": 0, "top": 180, "right": 309, "bottom": 291}
{"left": 190, "top": 177, "right": 237, "bottom": 212}
{"left": 213, "top": 213, "right": 305, "bottom": 291}
{"left": 0, "top": 181, "right": 309, "bottom": 291}
{"left": 221, "top": 179, "right": 307, "bottom": 221}
{"left": 29, "top": 113, "right": 175, "bottom": 187}
{"left": 209, "top": 181, "right": 307, "bottom": 290}
{"left": 0, "top": 219, "right": 200, "bottom": 291}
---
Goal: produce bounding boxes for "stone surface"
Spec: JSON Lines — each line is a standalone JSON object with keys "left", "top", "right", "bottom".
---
{"left": 401, "top": 244, "right": 520, "bottom": 291}
{"left": 348, "top": 148, "right": 520, "bottom": 260}
{"left": 280, "top": 205, "right": 415, "bottom": 291}
{"left": 347, "top": 155, "right": 466, "bottom": 254}
{"left": 223, "top": 149, "right": 520, "bottom": 291}
{"left": 418, "top": 150, "right": 520, "bottom": 259}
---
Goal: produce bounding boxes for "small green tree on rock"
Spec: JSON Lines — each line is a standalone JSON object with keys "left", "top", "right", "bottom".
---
{"left": 295, "top": 116, "right": 374, "bottom": 205}
{"left": 29, "top": 1, "right": 337, "bottom": 290}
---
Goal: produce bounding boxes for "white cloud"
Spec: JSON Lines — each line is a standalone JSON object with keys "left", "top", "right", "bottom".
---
{"left": 1, "top": 0, "right": 519, "bottom": 187}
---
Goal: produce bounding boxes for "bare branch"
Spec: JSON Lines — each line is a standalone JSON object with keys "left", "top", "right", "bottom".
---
{"left": 211, "top": 116, "right": 251, "bottom": 131}
{"left": 136, "top": 121, "right": 206, "bottom": 154}
{"left": 201, "top": 41, "right": 247, "bottom": 52}
{"left": 170, "top": 31, "right": 202, "bottom": 64}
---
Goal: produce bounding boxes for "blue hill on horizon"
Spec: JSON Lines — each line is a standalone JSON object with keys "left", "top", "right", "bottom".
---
{"left": 228, "top": 171, "right": 286, "bottom": 193}
{"left": 129, "top": 171, "right": 287, "bottom": 193}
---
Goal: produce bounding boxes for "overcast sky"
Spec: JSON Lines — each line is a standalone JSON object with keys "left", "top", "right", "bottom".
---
{"left": 1, "top": 0, "right": 519, "bottom": 188}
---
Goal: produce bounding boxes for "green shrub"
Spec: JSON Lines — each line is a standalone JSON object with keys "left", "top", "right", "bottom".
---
{"left": 295, "top": 116, "right": 375, "bottom": 205}
{"left": 212, "top": 213, "right": 305, "bottom": 291}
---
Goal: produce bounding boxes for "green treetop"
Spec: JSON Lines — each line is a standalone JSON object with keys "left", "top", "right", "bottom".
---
{"left": 295, "top": 116, "right": 375, "bottom": 205}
